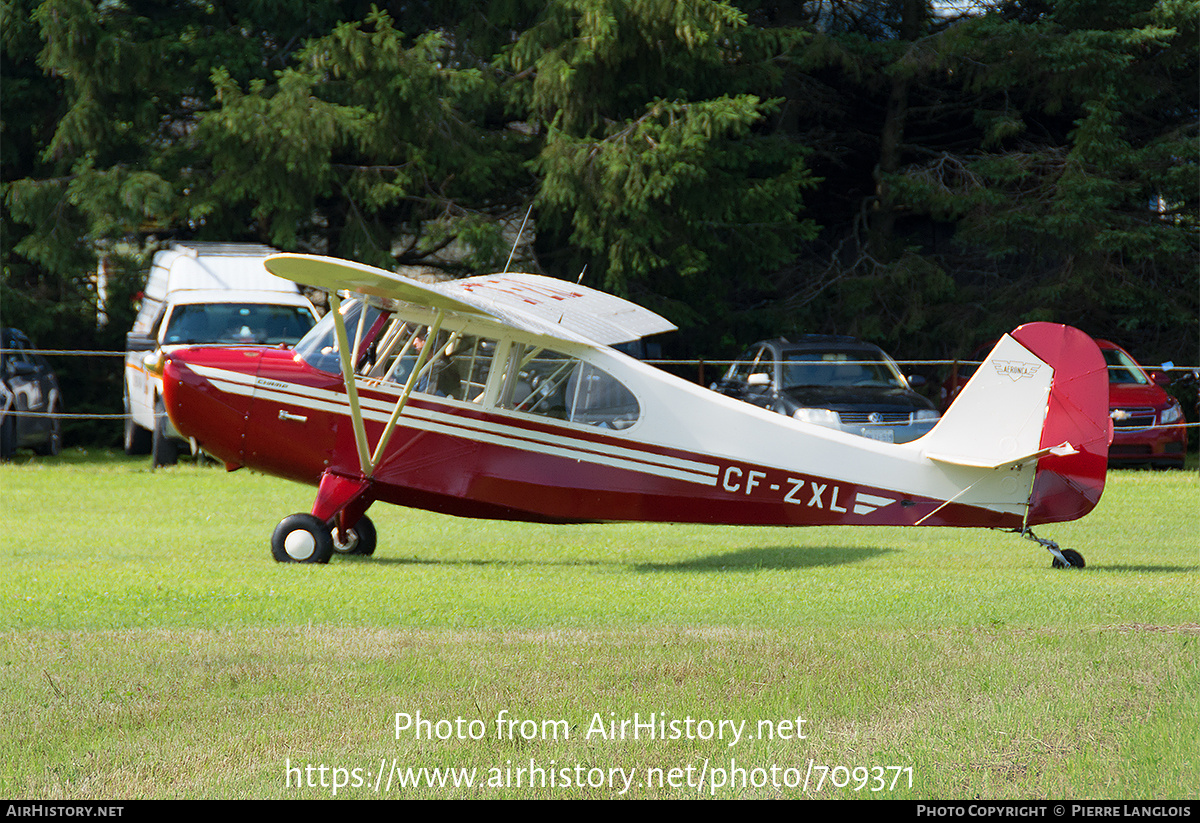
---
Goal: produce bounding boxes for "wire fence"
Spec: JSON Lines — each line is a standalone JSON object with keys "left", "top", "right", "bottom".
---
{"left": 4, "top": 349, "right": 1200, "bottom": 434}
{"left": 26, "top": 412, "right": 1200, "bottom": 433}
{"left": 13, "top": 348, "right": 1200, "bottom": 372}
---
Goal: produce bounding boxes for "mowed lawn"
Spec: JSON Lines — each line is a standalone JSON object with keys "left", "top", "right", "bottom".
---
{"left": 1, "top": 451, "right": 1196, "bottom": 799}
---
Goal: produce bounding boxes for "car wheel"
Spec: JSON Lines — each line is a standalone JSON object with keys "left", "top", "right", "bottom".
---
{"left": 271, "top": 513, "right": 334, "bottom": 563}
{"left": 33, "top": 401, "right": 61, "bottom": 456}
{"left": 151, "top": 398, "right": 178, "bottom": 468}
{"left": 0, "top": 415, "right": 14, "bottom": 460}
{"left": 124, "top": 391, "right": 152, "bottom": 455}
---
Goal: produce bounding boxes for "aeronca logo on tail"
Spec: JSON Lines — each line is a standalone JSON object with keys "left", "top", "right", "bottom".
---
{"left": 992, "top": 360, "right": 1041, "bottom": 381}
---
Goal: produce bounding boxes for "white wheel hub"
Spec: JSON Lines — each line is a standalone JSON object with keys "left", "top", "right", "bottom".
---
{"left": 284, "top": 529, "right": 316, "bottom": 561}
{"left": 333, "top": 529, "right": 358, "bottom": 553}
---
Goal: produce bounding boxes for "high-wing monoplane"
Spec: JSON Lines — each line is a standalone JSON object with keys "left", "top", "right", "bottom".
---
{"left": 161, "top": 253, "right": 1111, "bottom": 568}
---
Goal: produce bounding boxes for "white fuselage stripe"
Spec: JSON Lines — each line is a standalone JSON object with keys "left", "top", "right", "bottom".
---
{"left": 192, "top": 365, "right": 720, "bottom": 486}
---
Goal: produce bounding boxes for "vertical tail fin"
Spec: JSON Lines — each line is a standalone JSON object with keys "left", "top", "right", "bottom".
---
{"left": 920, "top": 323, "right": 1111, "bottom": 525}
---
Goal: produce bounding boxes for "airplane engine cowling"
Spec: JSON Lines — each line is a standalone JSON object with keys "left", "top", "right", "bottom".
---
{"left": 162, "top": 348, "right": 258, "bottom": 469}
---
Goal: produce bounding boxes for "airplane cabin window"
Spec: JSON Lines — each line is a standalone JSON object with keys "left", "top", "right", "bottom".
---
{"left": 296, "top": 305, "right": 633, "bottom": 424}
{"left": 499, "top": 345, "right": 639, "bottom": 429}
{"left": 362, "top": 318, "right": 497, "bottom": 404}
{"left": 443, "top": 336, "right": 497, "bottom": 404}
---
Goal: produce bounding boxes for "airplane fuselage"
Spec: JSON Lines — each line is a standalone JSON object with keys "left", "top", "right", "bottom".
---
{"left": 163, "top": 303, "right": 1100, "bottom": 532}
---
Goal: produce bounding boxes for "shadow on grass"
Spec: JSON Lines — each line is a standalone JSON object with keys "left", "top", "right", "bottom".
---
{"left": 1086, "top": 564, "right": 1200, "bottom": 574}
{"left": 636, "top": 545, "right": 893, "bottom": 572}
{"left": 355, "top": 545, "right": 894, "bottom": 572}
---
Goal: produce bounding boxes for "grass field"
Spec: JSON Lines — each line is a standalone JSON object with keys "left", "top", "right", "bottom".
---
{"left": 1, "top": 450, "right": 1196, "bottom": 799}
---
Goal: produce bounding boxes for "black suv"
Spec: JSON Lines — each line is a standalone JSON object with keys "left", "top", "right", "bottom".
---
{"left": 712, "top": 336, "right": 939, "bottom": 443}
{"left": 1, "top": 328, "right": 63, "bottom": 458}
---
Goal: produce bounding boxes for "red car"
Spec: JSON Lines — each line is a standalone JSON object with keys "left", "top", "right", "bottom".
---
{"left": 941, "top": 338, "right": 1187, "bottom": 469}
{"left": 1099, "top": 340, "right": 1187, "bottom": 469}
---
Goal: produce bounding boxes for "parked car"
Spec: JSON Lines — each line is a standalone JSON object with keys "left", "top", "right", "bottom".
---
{"left": 941, "top": 336, "right": 1187, "bottom": 469}
{"left": 124, "top": 242, "right": 320, "bottom": 466}
{"left": 711, "top": 335, "right": 940, "bottom": 443}
{"left": 1, "top": 327, "right": 62, "bottom": 459}
{"left": 1100, "top": 339, "right": 1187, "bottom": 469}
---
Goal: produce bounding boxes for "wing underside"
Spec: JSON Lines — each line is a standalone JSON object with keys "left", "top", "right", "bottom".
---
{"left": 264, "top": 253, "right": 676, "bottom": 346}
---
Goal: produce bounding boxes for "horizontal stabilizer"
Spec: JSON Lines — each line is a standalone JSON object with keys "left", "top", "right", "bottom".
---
{"left": 925, "top": 441, "right": 1078, "bottom": 470}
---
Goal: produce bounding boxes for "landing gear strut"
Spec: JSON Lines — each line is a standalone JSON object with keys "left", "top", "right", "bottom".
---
{"left": 1021, "top": 528, "right": 1085, "bottom": 569}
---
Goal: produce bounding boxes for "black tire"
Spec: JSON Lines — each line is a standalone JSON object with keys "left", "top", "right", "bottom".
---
{"left": 1052, "top": 549, "right": 1086, "bottom": 569}
{"left": 0, "top": 415, "right": 14, "bottom": 460}
{"left": 271, "top": 513, "right": 334, "bottom": 564}
{"left": 332, "top": 515, "right": 377, "bottom": 556}
{"left": 124, "top": 391, "right": 152, "bottom": 455}
{"left": 151, "top": 398, "right": 178, "bottom": 467}
{"left": 33, "top": 401, "right": 61, "bottom": 457}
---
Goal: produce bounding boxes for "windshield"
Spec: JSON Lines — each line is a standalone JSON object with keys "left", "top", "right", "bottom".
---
{"left": 293, "top": 299, "right": 385, "bottom": 374}
{"left": 1102, "top": 348, "right": 1149, "bottom": 385}
{"left": 164, "top": 303, "right": 317, "bottom": 346}
{"left": 781, "top": 350, "right": 905, "bottom": 390}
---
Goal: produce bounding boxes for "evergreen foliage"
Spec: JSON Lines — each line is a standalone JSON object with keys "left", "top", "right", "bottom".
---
{"left": 2, "top": 0, "right": 1196, "bottom": 445}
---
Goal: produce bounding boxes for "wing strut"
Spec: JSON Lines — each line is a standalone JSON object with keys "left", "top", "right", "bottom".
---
{"left": 326, "top": 292, "right": 451, "bottom": 478}
{"left": 368, "top": 309, "right": 446, "bottom": 473}
{"left": 328, "top": 292, "right": 373, "bottom": 476}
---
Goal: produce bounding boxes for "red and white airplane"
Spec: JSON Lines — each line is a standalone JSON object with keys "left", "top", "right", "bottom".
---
{"left": 161, "top": 253, "right": 1111, "bottom": 568}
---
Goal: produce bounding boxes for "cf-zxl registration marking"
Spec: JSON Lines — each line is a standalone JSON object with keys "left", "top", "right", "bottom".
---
{"left": 721, "top": 467, "right": 895, "bottom": 516}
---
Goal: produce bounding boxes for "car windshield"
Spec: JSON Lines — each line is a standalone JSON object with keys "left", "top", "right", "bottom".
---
{"left": 1102, "top": 348, "right": 1149, "bottom": 385}
{"left": 164, "top": 303, "right": 316, "bottom": 346}
{"left": 781, "top": 350, "right": 905, "bottom": 390}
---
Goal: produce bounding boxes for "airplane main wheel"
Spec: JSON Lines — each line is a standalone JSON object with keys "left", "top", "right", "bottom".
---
{"left": 332, "top": 515, "right": 377, "bottom": 556}
{"left": 271, "top": 513, "right": 334, "bottom": 564}
{"left": 1052, "top": 549, "right": 1086, "bottom": 569}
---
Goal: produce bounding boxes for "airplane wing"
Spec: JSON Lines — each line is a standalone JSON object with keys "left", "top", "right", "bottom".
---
{"left": 264, "top": 253, "right": 676, "bottom": 346}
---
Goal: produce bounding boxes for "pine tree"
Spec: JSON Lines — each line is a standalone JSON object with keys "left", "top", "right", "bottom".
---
{"left": 770, "top": 0, "right": 1198, "bottom": 362}
{"left": 511, "top": 0, "right": 820, "bottom": 345}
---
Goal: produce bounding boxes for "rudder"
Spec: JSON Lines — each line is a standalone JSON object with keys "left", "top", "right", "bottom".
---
{"left": 1010, "top": 323, "right": 1111, "bottom": 525}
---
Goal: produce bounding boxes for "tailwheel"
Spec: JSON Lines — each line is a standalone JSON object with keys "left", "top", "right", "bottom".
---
{"left": 271, "top": 513, "right": 334, "bottom": 564}
{"left": 1020, "top": 528, "right": 1085, "bottom": 569}
{"left": 332, "top": 514, "right": 377, "bottom": 556}
{"left": 1051, "top": 548, "right": 1086, "bottom": 569}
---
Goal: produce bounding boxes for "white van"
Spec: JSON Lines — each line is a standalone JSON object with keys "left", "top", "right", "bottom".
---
{"left": 124, "top": 242, "right": 319, "bottom": 466}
